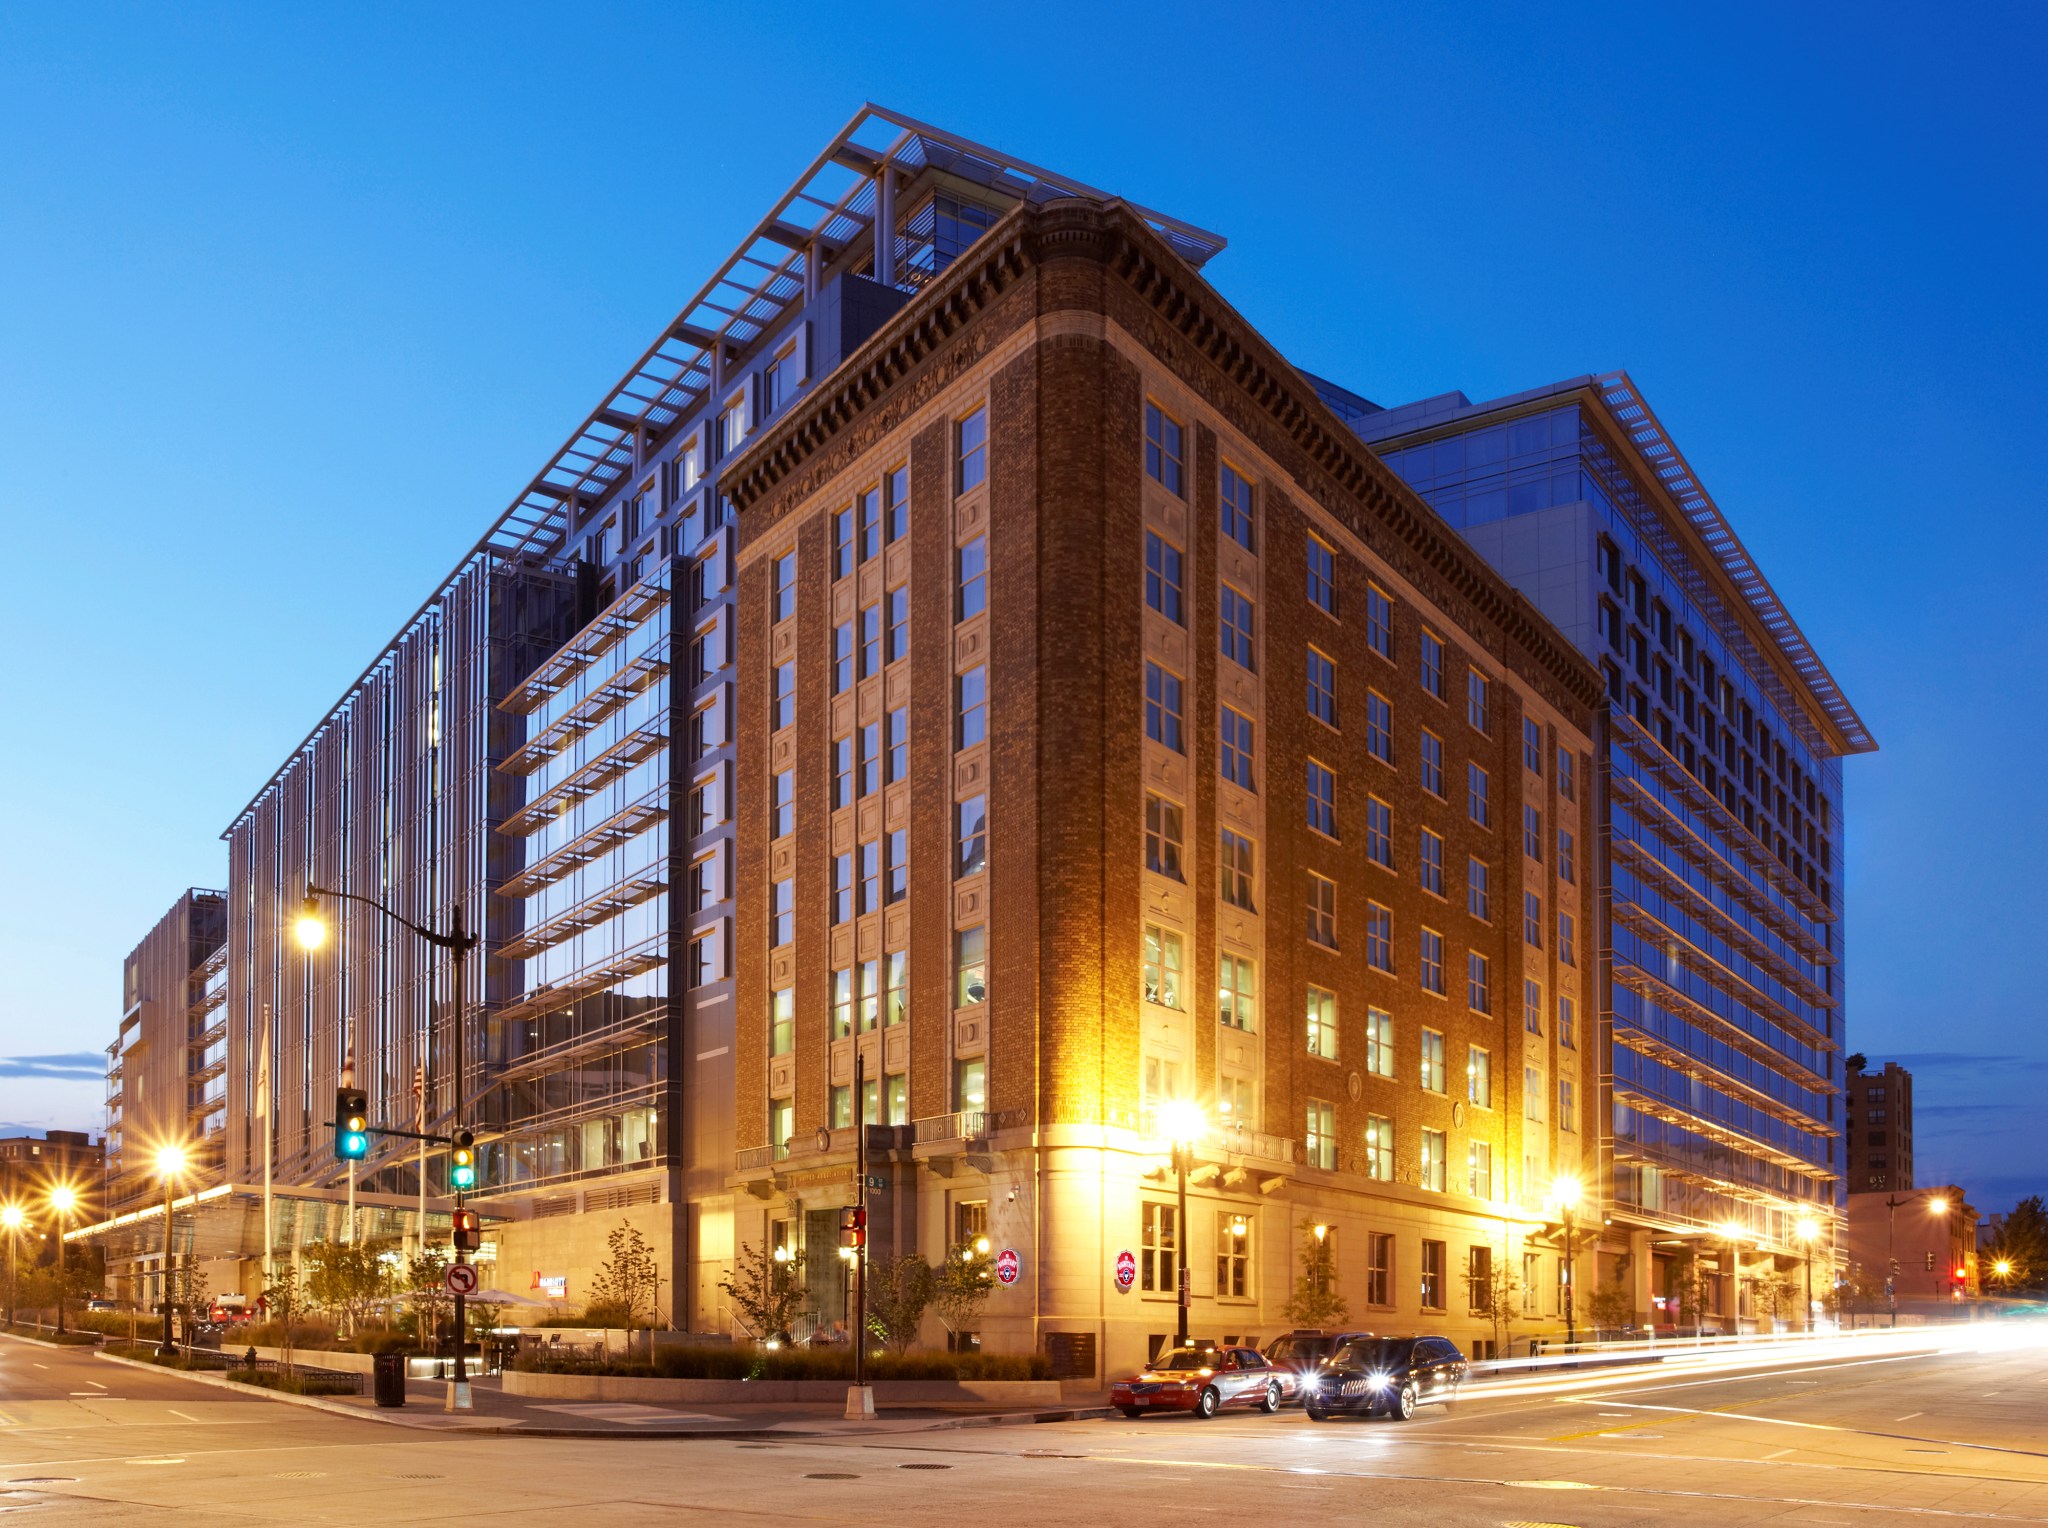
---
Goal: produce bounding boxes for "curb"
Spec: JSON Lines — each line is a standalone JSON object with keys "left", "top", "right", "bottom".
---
{"left": 88, "top": 1350, "right": 1115, "bottom": 1439}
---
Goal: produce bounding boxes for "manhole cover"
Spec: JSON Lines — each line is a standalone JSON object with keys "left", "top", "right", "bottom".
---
{"left": 899, "top": 1463, "right": 952, "bottom": 1470}
{"left": 804, "top": 1472, "right": 859, "bottom": 1480}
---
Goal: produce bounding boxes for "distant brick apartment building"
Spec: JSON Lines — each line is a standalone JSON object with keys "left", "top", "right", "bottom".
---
{"left": 1846, "top": 1057, "right": 1913, "bottom": 1192}
{"left": 722, "top": 199, "right": 1604, "bottom": 1373}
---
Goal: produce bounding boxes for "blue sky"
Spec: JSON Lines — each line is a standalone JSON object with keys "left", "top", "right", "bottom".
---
{"left": 1, "top": 4, "right": 2041, "bottom": 1207}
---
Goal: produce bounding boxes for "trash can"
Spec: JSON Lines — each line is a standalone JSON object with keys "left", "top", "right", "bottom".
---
{"left": 372, "top": 1351, "right": 406, "bottom": 1409}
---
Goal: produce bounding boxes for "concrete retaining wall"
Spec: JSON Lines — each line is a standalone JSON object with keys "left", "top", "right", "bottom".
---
{"left": 500, "top": 1369, "right": 1062, "bottom": 1406}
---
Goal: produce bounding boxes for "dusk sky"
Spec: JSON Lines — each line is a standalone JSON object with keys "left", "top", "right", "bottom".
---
{"left": 2, "top": 5, "right": 2041, "bottom": 1209}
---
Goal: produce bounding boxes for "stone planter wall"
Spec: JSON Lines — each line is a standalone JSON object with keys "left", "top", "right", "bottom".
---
{"left": 500, "top": 1368, "right": 1062, "bottom": 1406}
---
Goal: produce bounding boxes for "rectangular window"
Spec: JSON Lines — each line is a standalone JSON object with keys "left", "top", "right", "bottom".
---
{"left": 957, "top": 665, "right": 988, "bottom": 749}
{"left": 1559, "top": 994, "right": 1577, "bottom": 1049}
{"left": 721, "top": 390, "right": 748, "bottom": 455}
{"left": 831, "top": 734, "right": 854, "bottom": 809}
{"left": 885, "top": 829, "right": 908, "bottom": 905}
{"left": 1219, "top": 953, "right": 1257, "bottom": 1032}
{"left": 832, "top": 967, "right": 854, "bottom": 1040}
{"left": 1141, "top": 1202, "right": 1179, "bottom": 1293}
{"left": 1420, "top": 828, "right": 1444, "bottom": 896}
{"left": 1365, "top": 900, "right": 1391, "bottom": 972}
{"left": 771, "top": 661, "right": 795, "bottom": 730}
{"left": 1144, "top": 401, "right": 1184, "bottom": 495}
{"left": 1220, "top": 462, "right": 1256, "bottom": 550}
{"left": 831, "top": 852, "right": 854, "bottom": 925}
{"left": 1467, "top": 669, "right": 1490, "bottom": 733}
{"left": 884, "top": 1071, "right": 909, "bottom": 1126}
{"left": 955, "top": 926, "right": 987, "bottom": 1006}
{"left": 1306, "top": 535, "right": 1335, "bottom": 615}
{"left": 957, "top": 535, "right": 987, "bottom": 620}
{"left": 1308, "top": 874, "right": 1338, "bottom": 949}
{"left": 1420, "top": 1027, "right": 1446, "bottom": 1092}
{"left": 886, "top": 463, "right": 909, "bottom": 542}
{"left": 1145, "top": 531, "right": 1185, "bottom": 624}
{"left": 1306, "top": 759, "right": 1336, "bottom": 836}
{"left": 860, "top": 839, "right": 881, "bottom": 914}
{"left": 1524, "top": 716, "right": 1543, "bottom": 773}
{"left": 773, "top": 551, "right": 797, "bottom": 622}
{"left": 1524, "top": 978, "right": 1544, "bottom": 1036}
{"left": 1365, "top": 1008, "right": 1394, "bottom": 1078}
{"left": 1366, "top": 691, "right": 1392, "bottom": 764}
{"left": 1145, "top": 663, "right": 1185, "bottom": 752}
{"left": 1523, "top": 803, "right": 1543, "bottom": 861}
{"left": 1468, "top": 858, "right": 1491, "bottom": 921}
{"left": 1468, "top": 1045, "right": 1492, "bottom": 1108}
{"left": 956, "top": 1059, "right": 986, "bottom": 1116}
{"left": 1559, "top": 829, "right": 1577, "bottom": 885}
{"left": 887, "top": 707, "right": 908, "bottom": 782}
{"left": 860, "top": 602, "right": 882, "bottom": 677}
{"left": 1420, "top": 928, "right": 1446, "bottom": 995}
{"left": 770, "top": 987, "right": 794, "bottom": 1057}
{"left": 1218, "top": 1074, "right": 1254, "bottom": 1130}
{"left": 1366, "top": 796, "right": 1393, "bottom": 869}
{"left": 1468, "top": 1141, "right": 1493, "bottom": 1200}
{"left": 956, "top": 795, "right": 987, "bottom": 877}
{"left": 832, "top": 620, "right": 854, "bottom": 694}
{"left": 860, "top": 721, "right": 881, "bottom": 797}
{"left": 1560, "top": 912, "right": 1578, "bottom": 967}
{"left": 1307, "top": 648, "right": 1337, "bottom": 727}
{"left": 1144, "top": 793, "right": 1185, "bottom": 881}
{"left": 1220, "top": 705, "right": 1256, "bottom": 790}
{"left": 1467, "top": 950, "right": 1491, "bottom": 1014}
{"left": 887, "top": 585, "right": 910, "bottom": 663}
{"left": 1420, "top": 630, "right": 1445, "bottom": 699}
{"left": 1420, "top": 1135, "right": 1447, "bottom": 1196}
{"left": 1142, "top": 924, "right": 1185, "bottom": 1009}
{"left": 1524, "top": 1065, "right": 1545, "bottom": 1122}
{"left": 772, "top": 769, "right": 794, "bottom": 838}
{"left": 1306, "top": 985, "right": 1336, "bottom": 1059}
{"left": 1367, "top": 1230, "right": 1393, "bottom": 1304}
{"left": 1468, "top": 763, "right": 1491, "bottom": 827}
{"left": 1305, "top": 1099, "right": 1337, "bottom": 1170}
{"left": 1524, "top": 891, "right": 1543, "bottom": 949}
{"left": 859, "top": 486, "right": 882, "bottom": 563}
{"left": 1523, "top": 1252, "right": 1541, "bottom": 1316}
{"left": 1220, "top": 829, "right": 1256, "bottom": 910}
{"left": 1558, "top": 748, "right": 1576, "bottom": 801}
{"left": 858, "top": 958, "right": 880, "bottom": 1033}
{"left": 1220, "top": 585, "right": 1256, "bottom": 670}
{"left": 770, "top": 878, "right": 794, "bottom": 947}
{"left": 1366, "top": 583, "right": 1392, "bottom": 660}
{"left": 1216, "top": 1210, "right": 1252, "bottom": 1298}
{"left": 1419, "top": 728, "right": 1442, "bottom": 794}
{"left": 957, "top": 407, "right": 988, "bottom": 492}
{"left": 834, "top": 505, "right": 856, "bottom": 580}
{"left": 769, "top": 1098, "right": 793, "bottom": 1160}
{"left": 1559, "top": 1079, "right": 1577, "bottom": 1133}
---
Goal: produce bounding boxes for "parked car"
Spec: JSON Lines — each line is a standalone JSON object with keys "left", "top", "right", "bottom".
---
{"left": 1302, "top": 1335, "right": 1468, "bottom": 1422}
{"left": 1262, "top": 1328, "right": 1378, "bottom": 1403}
{"left": 1110, "top": 1345, "right": 1285, "bottom": 1419}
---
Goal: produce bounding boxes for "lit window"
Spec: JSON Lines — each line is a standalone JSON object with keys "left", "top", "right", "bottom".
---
{"left": 1219, "top": 953, "right": 1257, "bottom": 1032}
{"left": 770, "top": 988, "right": 794, "bottom": 1057}
{"left": 1420, "top": 1133, "right": 1447, "bottom": 1195}
{"left": 1143, "top": 924, "right": 1185, "bottom": 1009}
{"left": 720, "top": 390, "right": 748, "bottom": 455}
{"left": 1305, "top": 1099, "right": 1337, "bottom": 1170}
{"left": 955, "top": 927, "right": 987, "bottom": 1006}
{"left": 1421, "top": 1027, "right": 1446, "bottom": 1092}
{"left": 1468, "top": 1141, "right": 1493, "bottom": 1199}
{"left": 1365, "top": 1009, "right": 1394, "bottom": 1079}
{"left": 1306, "top": 985, "right": 1336, "bottom": 1059}
{"left": 1364, "top": 1117, "right": 1393, "bottom": 1182}
{"left": 1215, "top": 1209, "right": 1252, "bottom": 1298}
{"left": 1467, "top": 1045, "right": 1492, "bottom": 1108}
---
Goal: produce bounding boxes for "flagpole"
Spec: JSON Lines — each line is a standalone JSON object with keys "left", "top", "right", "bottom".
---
{"left": 415, "top": 1056, "right": 426, "bottom": 1262}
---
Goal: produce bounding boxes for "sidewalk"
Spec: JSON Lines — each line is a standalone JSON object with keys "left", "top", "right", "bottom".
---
{"left": 91, "top": 1349, "right": 1112, "bottom": 1438}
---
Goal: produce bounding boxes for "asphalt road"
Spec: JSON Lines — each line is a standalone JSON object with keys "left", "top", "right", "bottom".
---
{"left": 6, "top": 1328, "right": 2048, "bottom": 1524}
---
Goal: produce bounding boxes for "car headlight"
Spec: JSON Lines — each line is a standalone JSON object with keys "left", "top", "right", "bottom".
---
{"left": 1367, "top": 1372, "right": 1393, "bottom": 1391}
{"left": 1302, "top": 1374, "right": 1323, "bottom": 1392}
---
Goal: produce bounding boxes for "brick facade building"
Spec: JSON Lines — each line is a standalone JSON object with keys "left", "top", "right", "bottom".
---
{"left": 723, "top": 200, "right": 1604, "bottom": 1373}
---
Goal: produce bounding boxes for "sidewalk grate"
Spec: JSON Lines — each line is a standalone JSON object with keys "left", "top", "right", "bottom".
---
{"left": 898, "top": 1463, "right": 952, "bottom": 1470}
{"left": 803, "top": 1473, "right": 859, "bottom": 1480}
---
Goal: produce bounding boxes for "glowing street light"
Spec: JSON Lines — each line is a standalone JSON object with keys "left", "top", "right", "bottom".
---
{"left": 294, "top": 895, "right": 327, "bottom": 950}
{"left": 156, "top": 1144, "right": 189, "bottom": 1358}
{"left": 46, "top": 1185, "right": 77, "bottom": 1336}
{"left": 1550, "top": 1175, "right": 1582, "bottom": 1346}
{"left": 1158, "top": 1101, "right": 1208, "bottom": 1348}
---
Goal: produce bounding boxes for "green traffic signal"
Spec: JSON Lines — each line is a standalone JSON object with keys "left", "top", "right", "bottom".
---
{"left": 335, "top": 1087, "right": 370, "bottom": 1162}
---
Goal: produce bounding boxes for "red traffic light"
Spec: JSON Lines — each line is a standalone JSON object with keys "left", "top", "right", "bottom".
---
{"left": 838, "top": 1205, "right": 866, "bottom": 1249}
{"left": 1954, "top": 1266, "right": 1968, "bottom": 1279}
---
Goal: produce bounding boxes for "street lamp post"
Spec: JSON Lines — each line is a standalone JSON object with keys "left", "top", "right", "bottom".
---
{"left": 1, "top": 1205, "right": 22, "bottom": 1329}
{"left": 1551, "top": 1176, "right": 1581, "bottom": 1347}
{"left": 1883, "top": 1190, "right": 1948, "bottom": 1328}
{"left": 1796, "top": 1215, "right": 1821, "bottom": 1332}
{"left": 1159, "top": 1100, "right": 1206, "bottom": 1349}
{"left": 48, "top": 1187, "right": 77, "bottom": 1336}
{"left": 299, "top": 884, "right": 479, "bottom": 1404}
{"left": 156, "top": 1146, "right": 187, "bottom": 1359}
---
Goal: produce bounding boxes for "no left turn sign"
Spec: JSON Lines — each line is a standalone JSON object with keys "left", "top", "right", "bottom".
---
{"left": 445, "top": 1262, "right": 479, "bottom": 1297}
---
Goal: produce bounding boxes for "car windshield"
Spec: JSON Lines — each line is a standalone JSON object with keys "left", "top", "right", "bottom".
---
{"left": 1151, "top": 1348, "right": 1221, "bottom": 1372}
{"left": 1334, "top": 1337, "right": 1415, "bottom": 1369}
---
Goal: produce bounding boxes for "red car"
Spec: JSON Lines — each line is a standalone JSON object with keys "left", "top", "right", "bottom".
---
{"left": 1111, "top": 1345, "right": 1284, "bottom": 1419}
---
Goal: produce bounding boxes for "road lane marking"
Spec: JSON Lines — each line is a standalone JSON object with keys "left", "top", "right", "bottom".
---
{"left": 1897, "top": 1412, "right": 1924, "bottom": 1421}
{"left": 1763, "top": 1448, "right": 1794, "bottom": 1459}
{"left": 167, "top": 1410, "right": 200, "bottom": 1423}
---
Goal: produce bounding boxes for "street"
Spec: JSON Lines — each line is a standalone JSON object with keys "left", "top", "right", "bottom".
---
{"left": 5, "top": 1330, "right": 2048, "bottom": 1524}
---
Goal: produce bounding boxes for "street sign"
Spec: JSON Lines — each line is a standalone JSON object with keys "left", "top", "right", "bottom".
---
{"left": 444, "top": 1262, "right": 479, "bottom": 1297}
{"left": 1113, "top": 1249, "right": 1136, "bottom": 1293}
{"left": 863, "top": 1174, "right": 887, "bottom": 1191}
{"left": 995, "top": 1248, "right": 1021, "bottom": 1286}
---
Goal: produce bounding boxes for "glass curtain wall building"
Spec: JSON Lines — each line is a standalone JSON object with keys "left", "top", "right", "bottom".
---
{"left": 1339, "top": 374, "right": 1873, "bottom": 1322}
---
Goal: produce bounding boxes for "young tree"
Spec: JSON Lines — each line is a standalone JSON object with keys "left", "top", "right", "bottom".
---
{"left": 1745, "top": 1270, "right": 1793, "bottom": 1328}
{"left": 586, "top": 1221, "right": 662, "bottom": 1329}
{"left": 1479, "top": 1243, "right": 1524, "bottom": 1354}
{"left": 1281, "top": 1220, "right": 1349, "bottom": 1329}
{"left": 264, "top": 1264, "right": 310, "bottom": 1378}
{"left": 719, "top": 1242, "right": 807, "bottom": 1341}
{"left": 303, "top": 1240, "right": 392, "bottom": 1336}
{"left": 405, "top": 1248, "right": 452, "bottom": 1346}
{"left": 1671, "top": 1252, "right": 1714, "bottom": 1330}
{"left": 1589, "top": 1278, "right": 1636, "bottom": 1335}
{"left": 930, "top": 1239, "right": 995, "bottom": 1349}
{"left": 864, "top": 1254, "right": 934, "bottom": 1353}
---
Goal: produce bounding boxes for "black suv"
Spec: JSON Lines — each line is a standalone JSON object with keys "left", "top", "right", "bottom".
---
{"left": 1302, "top": 1335, "right": 1468, "bottom": 1421}
{"left": 1262, "top": 1329, "right": 1378, "bottom": 1404}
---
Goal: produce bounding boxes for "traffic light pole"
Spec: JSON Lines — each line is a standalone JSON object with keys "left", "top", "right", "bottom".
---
{"left": 449, "top": 901, "right": 469, "bottom": 1410}
{"left": 851, "top": 1051, "right": 868, "bottom": 1410}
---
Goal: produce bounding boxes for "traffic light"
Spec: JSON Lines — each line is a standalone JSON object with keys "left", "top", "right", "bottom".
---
{"left": 450, "top": 1130, "right": 477, "bottom": 1192}
{"left": 335, "top": 1087, "right": 369, "bottom": 1161}
{"left": 1925, "top": 1251, "right": 1937, "bottom": 1271}
{"left": 838, "top": 1206, "right": 866, "bottom": 1250}
{"left": 452, "top": 1209, "right": 481, "bottom": 1254}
